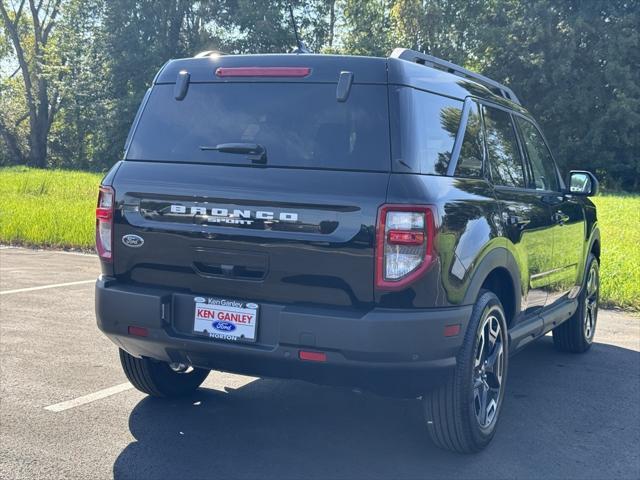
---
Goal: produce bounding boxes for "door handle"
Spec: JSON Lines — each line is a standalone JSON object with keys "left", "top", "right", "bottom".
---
{"left": 507, "top": 215, "right": 531, "bottom": 229}
{"left": 553, "top": 211, "right": 570, "bottom": 225}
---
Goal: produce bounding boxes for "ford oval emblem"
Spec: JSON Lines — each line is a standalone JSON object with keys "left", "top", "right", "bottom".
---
{"left": 213, "top": 321, "right": 236, "bottom": 332}
{"left": 122, "top": 234, "right": 144, "bottom": 248}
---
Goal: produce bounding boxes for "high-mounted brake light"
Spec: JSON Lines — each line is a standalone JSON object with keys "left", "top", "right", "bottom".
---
{"left": 375, "top": 205, "right": 436, "bottom": 290}
{"left": 96, "top": 185, "right": 114, "bottom": 261}
{"left": 215, "top": 67, "right": 311, "bottom": 78}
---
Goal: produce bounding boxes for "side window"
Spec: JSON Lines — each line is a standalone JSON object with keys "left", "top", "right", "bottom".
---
{"left": 516, "top": 117, "right": 559, "bottom": 191}
{"left": 391, "top": 87, "right": 463, "bottom": 174}
{"left": 455, "top": 102, "right": 484, "bottom": 177}
{"left": 413, "top": 89, "right": 463, "bottom": 175}
{"left": 483, "top": 106, "right": 526, "bottom": 188}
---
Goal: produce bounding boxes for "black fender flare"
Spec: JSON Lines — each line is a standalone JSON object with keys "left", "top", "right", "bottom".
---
{"left": 461, "top": 247, "right": 522, "bottom": 319}
{"left": 587, "top": 225, "right": 601, "bottom": 261}
{"left": 576, "top": 225, "right": 601, "bottom": 290}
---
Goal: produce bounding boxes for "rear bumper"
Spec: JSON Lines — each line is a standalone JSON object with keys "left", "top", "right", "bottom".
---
{"left": 95, "top": 277, "right": 472, "bottom": 396}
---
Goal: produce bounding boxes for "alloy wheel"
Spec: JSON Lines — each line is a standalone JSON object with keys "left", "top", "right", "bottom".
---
{"left": 472, "top": 309, "right": 505, "bottom": 429}
{"left": 583, "top": 263, "right": 599, "bottom": 342}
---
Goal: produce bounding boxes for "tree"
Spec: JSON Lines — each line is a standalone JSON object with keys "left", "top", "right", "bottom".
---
{"left": 0, "top": 0, "right": 64, "bottom": 167}
{"left": 390, "top": 0, "right": 486, "bottom": 65}
{"left": 339, "top": 0, "right": 393, "bottom": 56}
{"left": 472, "top": 0, "right": 640, "bottom": 190}
{"left": 46, "top": 0, "right": 106, "bottom": 169}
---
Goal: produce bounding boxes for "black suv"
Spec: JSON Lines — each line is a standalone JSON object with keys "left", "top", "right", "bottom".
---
{"left": 95, "top": 49, "right": 600, "bottom": 453}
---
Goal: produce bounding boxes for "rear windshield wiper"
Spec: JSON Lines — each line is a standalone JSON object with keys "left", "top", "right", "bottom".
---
{"left": 200, "top": 143, "right": 267, "bottom": 165}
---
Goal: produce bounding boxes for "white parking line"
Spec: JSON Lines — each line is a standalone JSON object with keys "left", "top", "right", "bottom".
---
{"left": 0, "top": 279, "right": 95, "bottom": 295}
{"left": 0, "top": 246, "right": 94, "bottom": 256}
{"left": 44, "top": 383, "right": 134, "bottom": 412}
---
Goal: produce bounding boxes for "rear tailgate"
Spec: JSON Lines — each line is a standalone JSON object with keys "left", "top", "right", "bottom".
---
{"left": 112, "top": 163, "right": 386, "bottom": 306}
{"left": 111, "top": 56, "right": 390, "bottom": 307}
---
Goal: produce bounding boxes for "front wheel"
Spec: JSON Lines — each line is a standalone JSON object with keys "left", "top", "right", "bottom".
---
{"left": 424, "top": 290, "right": 509, "bottom": 453}
{"left": 119, "top": 349, "right": 210, "bottom": 397}
{"left": 553, "top": 253, "right": 599, "bottom": 353}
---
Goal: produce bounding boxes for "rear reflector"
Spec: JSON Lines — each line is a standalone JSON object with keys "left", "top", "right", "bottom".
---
{"left": 128, "top": 326, "right": 149, "bottom": 337}
{"left": 215, "top": 67, "right": 311, "bottom": 78}
{"left": 443, "top": 324, "right": 461, "bottom": 337}
{"left": 299, "top": 350, "right": 327, "bottom": 362}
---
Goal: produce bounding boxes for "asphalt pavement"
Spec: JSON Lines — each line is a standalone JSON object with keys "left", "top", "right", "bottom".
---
{"left": 0, "top": 247, "right": 638, "bottom": 480}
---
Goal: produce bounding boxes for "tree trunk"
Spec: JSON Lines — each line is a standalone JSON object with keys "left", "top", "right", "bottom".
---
{"left": 166, "top": 0, "right": 187, "bottom": 57}
{"left": 328, "top": 0, "right": 336, "bottom": 47}
{"left": 0, "top": 119, "right": 25, "bottom": 164}
{"left": 26, "top": 76, "right": 51, "bottom": 168}
{"left": 27, "top": 124, "right": 48, "bottom": 167}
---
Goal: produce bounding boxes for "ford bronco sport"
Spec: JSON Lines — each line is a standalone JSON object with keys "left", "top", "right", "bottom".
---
{"left": 95, "top": 49, "right": 601, "bottom": 453}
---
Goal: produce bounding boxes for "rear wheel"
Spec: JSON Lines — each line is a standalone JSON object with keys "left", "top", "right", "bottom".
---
{"left": 119, "top": 349, "right": 209, "bottom": 397}
{"left": 424, "top": 290, "right": 508, "bottom": 453}
{"left": 553, "top": 253, "right": 599, "bottom": 353}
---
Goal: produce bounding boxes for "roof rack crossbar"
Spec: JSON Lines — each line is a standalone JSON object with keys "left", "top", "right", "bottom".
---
{"left": 390, "top": 48, "right": 520, "bottom": 105}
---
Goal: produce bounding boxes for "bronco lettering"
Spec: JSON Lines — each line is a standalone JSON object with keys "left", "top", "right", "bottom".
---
{"left": 170, "top": 204, "right": 298, "bottom": 224}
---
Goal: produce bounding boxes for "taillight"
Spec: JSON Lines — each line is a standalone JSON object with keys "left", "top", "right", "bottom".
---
{"left": 96, "top": 185, "right": 114, "bottom": 261}
{"left": 375, "top": 205, "right": 436, "bottom": 290}
{"left": 215, "top": 67, "right": 311, "bottom": 78}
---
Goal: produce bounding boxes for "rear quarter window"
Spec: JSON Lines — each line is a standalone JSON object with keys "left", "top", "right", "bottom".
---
{"left": 455, "top": 102, "right": 485, "bottom": 178}
{"left": 126, "top": 83, "right": 390, "bottom": 171}
{"left": 390, "top": 87, "right": 463, "bottom": 175}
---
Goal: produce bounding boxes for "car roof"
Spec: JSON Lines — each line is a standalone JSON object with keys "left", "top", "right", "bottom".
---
{"left": 155, "top": 54, "right": 388, "bottom": 85}
{"left": 154, "top": 52, "right": 526, "bottom": 113}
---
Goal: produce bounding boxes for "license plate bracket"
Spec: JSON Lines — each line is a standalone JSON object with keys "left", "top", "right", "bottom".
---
{"left": 193, "top": 297, "right": 258, "bottom": 343}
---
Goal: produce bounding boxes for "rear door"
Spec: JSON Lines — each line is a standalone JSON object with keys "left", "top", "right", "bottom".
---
{"left": 514, "top": 115, "right": 585, "bottom": 306}
{"left": 111, "top": 68, "right": 391, "bottom": 309}
{"left": 482, "top": 104, "right": 556, "bottom": 317}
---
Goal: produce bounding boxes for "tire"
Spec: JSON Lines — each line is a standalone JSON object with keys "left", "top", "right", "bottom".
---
{"left": 424, "top": 290, "right": 509, "bottom": 453}
{"left": 553, "top": 253, "right": 599, "bottom": 353}
{"left": 119, "top": 349, "right": 210, "bottom": 398}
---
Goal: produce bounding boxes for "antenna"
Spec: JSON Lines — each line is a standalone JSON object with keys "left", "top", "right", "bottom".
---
{"left": 288, "top": 4, "right": 311, "bottom": 53}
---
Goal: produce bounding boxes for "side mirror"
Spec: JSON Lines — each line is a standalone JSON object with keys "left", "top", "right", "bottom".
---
{"left": 567, "top": 170, "right": 599, "bottom": 196}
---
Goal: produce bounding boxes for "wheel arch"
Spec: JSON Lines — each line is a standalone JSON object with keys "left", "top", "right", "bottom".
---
{"left": 462, "top": 247, "right": 522, "bottom": 327}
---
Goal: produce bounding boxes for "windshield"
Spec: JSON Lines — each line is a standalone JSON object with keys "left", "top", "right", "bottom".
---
{"left": 126, "top": 83, "right": 390, "bottom": 171}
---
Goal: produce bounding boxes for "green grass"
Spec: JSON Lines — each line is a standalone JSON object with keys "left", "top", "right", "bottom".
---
{"left": 0, "top": 167, "right": 638, "bottom": 310}
{"left": 0, "top": 166, "right": 102, "bottom": 249}
{"left": 592, "top": 195, "right": 640, "bottom": 311}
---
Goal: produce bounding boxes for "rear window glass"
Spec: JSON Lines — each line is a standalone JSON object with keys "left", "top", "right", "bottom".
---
{"left": 126, "top": 83, "right": 390, "bottom": 171}
{"left": 390, "top": 87, "right": 463, "bottom": 174}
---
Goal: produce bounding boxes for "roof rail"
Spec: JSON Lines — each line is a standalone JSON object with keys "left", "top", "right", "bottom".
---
{"left": 194, "top": 50, "right": 224, "bottom": 58}
{"left": 390, "top": 48, "right": 520, "bottom": 105}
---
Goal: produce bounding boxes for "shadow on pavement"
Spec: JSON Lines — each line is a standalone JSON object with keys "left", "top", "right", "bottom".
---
{"left": 113, "top": 337, "right": 640, "bottom": 480}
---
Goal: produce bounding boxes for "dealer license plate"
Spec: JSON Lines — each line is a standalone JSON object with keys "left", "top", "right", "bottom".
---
{"left": 193, "top": 297, "right": 258, "bottom": 342}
